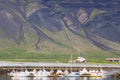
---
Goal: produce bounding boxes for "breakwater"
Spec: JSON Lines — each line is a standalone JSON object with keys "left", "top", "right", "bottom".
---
{"left": 0, "top": 61, "right": 120, "bottom": 75}
{"left": 0, "top": 61, "right": 120, "bottom": 70}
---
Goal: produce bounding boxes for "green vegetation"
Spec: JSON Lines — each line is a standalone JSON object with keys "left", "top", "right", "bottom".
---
{"left": 0, "top": 48, "right": 72, "bottom": 62}
{"left": 0, "top": 48, "right": 119, "bottom": 64}
{"left": 84, "top": 51, "right": 120, "bottom": 63}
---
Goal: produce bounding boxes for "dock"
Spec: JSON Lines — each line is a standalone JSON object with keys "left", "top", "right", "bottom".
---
{"left": 0, "top": 61, "right": 120, "bottom": 71}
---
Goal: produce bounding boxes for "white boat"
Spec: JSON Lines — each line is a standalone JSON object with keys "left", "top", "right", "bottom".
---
{"left": 56, "top": 69, "right": 63, "bottom": 75}
{"left": 64, "top": 69, "right": 80, "bottom": 77}
{"left": 29, "top": 69, "right": 37, "bottom": 76}
{"left": 80, "top": 68, "right": 90, "bottom": 75}
{"left": 8, "top": 69, "right": 30, "bottom": 77}
{"left": 64, "top": 71, "right": 80, "bottom": 77}
{"left": 63, "top": 69, "right": 69, "bottom": 75}
{"left": 56, "top": 69, "right": 64, "bottom": 77}
{"left": 33, "top": 69, "right": 50, "bottom": 77}
{"left": 80, "top": 68, "right": 102, "bottom": 77}
{"left": 89, "top": 70, "right": 102, "bottom": 77}
{"left": 7, "top": 70, "right": 16, "bottom": 77}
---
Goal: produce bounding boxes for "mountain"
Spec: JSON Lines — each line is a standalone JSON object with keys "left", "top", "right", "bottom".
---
{"left": 0, "top": 0, "right": 120, "bottom": 55}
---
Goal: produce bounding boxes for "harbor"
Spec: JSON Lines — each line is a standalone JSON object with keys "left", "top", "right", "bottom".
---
{"left": 0, "top": 61, "right": 120, "bottom": 71}
{"left": 0, "top": 62, "right": 120, "bottom": 70}
{"left": 0, "top": 62, "right": 120, "bottom": 69}
{"left": 0, "top": 61, "right": 120, "bottom": 80}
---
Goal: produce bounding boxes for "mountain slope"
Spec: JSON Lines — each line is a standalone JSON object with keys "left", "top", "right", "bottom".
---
{"left": 0, "top": 0, "right": 120, "bottom": 56}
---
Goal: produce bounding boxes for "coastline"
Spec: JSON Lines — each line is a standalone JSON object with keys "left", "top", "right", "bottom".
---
{"left": 0, "top": 61, "right": 120, "bottom": 70}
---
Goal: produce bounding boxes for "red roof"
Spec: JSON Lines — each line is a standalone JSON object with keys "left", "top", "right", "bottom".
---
{"left": 106, "top": 58, "right": 120, "bottom": 60}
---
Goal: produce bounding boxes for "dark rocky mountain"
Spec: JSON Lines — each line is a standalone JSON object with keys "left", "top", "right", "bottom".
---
{"left": 0, "top": 0, "right": 120, "bottom": 54}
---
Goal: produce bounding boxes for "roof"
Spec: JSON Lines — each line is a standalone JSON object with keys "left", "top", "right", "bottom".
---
{"left": 76, "top": 57, "right": 86, "bottom": 61}
{"left": 106, "top": 58, "right": 120, "bottom": 60}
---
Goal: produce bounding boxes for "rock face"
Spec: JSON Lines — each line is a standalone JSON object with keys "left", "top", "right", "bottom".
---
{"left": 0, "top": 0, "right": 120, "bottom": 53}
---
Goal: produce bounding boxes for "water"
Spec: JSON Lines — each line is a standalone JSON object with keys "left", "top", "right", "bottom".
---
{"left": 1, "top": 69, "right": 120, "bottom": 80}
{"left": 0, "top": 75, "right": 119, "bottom": 80}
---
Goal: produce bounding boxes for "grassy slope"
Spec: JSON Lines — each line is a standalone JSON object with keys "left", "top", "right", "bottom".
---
{"left": 0, "top": 48, "right": 119, "bottom": 63}
{"left": 0, "top": 48, "right": 72, "bottom": 62}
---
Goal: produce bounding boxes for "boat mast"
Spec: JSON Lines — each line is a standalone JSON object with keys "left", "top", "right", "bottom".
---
{"left": 70, "top": 53, "right": 73, "bottom": 72}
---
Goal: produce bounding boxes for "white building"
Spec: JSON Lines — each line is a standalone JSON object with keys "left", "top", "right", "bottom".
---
{"left": 68, "top": 56, "right": 86, "bottom": 63}
{"left": 75, "top": 56, "right": 86, "bottom": 63}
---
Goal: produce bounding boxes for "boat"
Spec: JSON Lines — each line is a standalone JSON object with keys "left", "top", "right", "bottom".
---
{"left": 63, "top": 69, "right": 69, "bottom": 75}
{"left": 64, "top": 71, "right": 80, "bottom": 77}
{"left": 8, "top": 69, "right": 30, "bottom": 77}
{"left": 89, "top": 70, "right": 102, "bottom": 77}
{"left": 56, "top": 69, "right": 64, "bottom": 77}
{"left": 80, "top": 68, "right": 102, "bottom": 77}
{"left": 29, "top": 69, "right": 37, "bottom": 77}
{"left": 32, "top": 69, "right": 50, "bottom": 77}
{"left": 49, "top": 69, "right": 61, "bottom": 77}
{"left": 80, "top": 68, "right": 91, "bottom": 77}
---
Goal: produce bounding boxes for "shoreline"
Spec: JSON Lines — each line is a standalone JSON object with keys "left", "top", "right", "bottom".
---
{"left": 0, "top": 61, "right": 120, "bottom": 75}
{"left": 0, "top": 61, "right": 120, "bottom": 69}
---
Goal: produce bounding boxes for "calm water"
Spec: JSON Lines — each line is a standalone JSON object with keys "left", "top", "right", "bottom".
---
{"left": 0, "top": 69, "right": 120, "bottom": 80}
{"left": 0, "top": 75, "right": 119, "bottom": 80}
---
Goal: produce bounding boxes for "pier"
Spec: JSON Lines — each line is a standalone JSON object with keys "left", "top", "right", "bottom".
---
{"left": 0, "top": 62, "right": 120, "bottom": 71}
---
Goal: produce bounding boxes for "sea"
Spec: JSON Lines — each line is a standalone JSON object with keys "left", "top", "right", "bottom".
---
{"left": 0, "top": 74, "right": 119, "bottom": 80}
{"left": 0, "top": 69, "right": 120, "bottom": 80}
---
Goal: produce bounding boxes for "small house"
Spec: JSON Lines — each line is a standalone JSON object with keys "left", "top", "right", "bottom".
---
{"left": 68, "top": 54, "right": 86, "bottom": 63}
{"left": 75, "top": 56, "right": 86, "bottom": 63}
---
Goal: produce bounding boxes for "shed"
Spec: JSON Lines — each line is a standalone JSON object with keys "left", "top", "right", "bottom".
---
{"left": 106, "top": 58, "right": 120, "bottom": 62}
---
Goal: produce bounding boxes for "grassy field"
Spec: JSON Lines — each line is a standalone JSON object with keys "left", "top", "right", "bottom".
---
{"left": 0, "top": 48, "right": 119, "bottom": 63}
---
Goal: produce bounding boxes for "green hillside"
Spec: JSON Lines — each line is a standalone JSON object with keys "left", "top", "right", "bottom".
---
{"left": 0, "top": 48, "right": 119, "bottom": 63}
{"left": 0, "top": 0, "right": 120, "bottom": 63}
